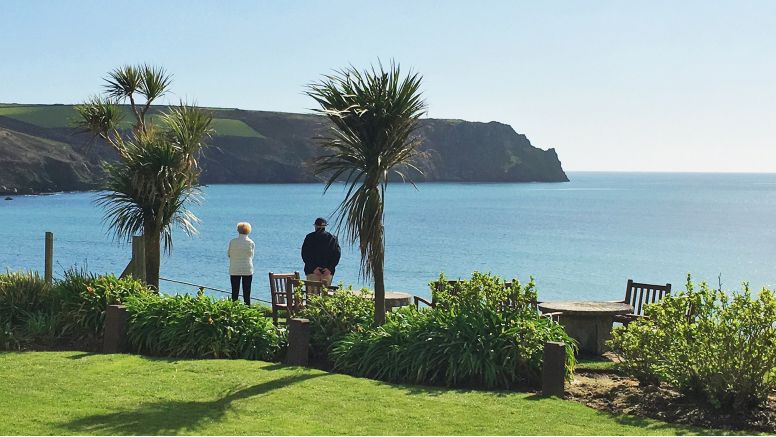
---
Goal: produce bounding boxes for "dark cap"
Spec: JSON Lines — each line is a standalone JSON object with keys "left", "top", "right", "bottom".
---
{"left": 314, "top": 217, "right": 328, "bottom": 226}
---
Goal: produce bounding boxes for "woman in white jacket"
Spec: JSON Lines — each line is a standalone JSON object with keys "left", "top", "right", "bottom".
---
{"left": 228, "top": 222, "right": 255, "bottom": 305}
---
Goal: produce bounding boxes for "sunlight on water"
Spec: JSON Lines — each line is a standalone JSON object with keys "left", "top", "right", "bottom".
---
{"left": 2, "top": 172, "right": 776, "bottom": 303}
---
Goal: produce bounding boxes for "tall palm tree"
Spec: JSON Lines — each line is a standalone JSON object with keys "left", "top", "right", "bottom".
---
{"left": 307, "top": 62, "right": 426, "bottom": 324}
{"left": 75, "top": 65, "right": 213, "bottom": 289}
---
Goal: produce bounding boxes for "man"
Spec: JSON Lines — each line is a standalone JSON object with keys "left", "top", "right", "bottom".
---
{"left": 301, "top": 217, "right": 341, "bottom": 287}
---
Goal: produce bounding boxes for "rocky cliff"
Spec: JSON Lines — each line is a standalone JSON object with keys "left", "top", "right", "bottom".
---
{"left": 0, "top": 105, "right": 568, "bottom": 194}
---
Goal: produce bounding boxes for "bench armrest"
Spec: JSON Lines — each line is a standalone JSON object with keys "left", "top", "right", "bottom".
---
{"left": 413, "top": 295, "right": 434, "bottom": 309}
{"left": 542, "top": 311, "right": 563, "bottom": 322}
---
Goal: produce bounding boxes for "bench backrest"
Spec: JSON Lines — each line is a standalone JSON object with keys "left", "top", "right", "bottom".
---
{"left": 431, "top": 280, "right": 465, "bottom": 305}
{"left": 268, "top": 271, "right": 300, "bottom": 306}
{"left": 625, "top": 279, "right": 671, "bottom": 316}
{"left": 285, "top": 278, "right": 325, "bottom": 314}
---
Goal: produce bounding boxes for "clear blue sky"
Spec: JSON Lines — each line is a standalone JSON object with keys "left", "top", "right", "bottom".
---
{"left": 2, "top": 0, "right": 775, "bottom": 172}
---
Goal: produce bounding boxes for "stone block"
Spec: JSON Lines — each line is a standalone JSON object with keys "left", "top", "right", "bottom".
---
{"left": 542, "top": 341, "right": 566, "bottom": 396}
{"left": 285, "top": 318, "right": 311, "bottom": 366}
{"left": 103, "top": 304, "right": 129, "bottom": 353}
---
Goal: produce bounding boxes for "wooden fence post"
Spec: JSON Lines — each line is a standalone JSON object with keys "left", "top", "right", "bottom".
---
{"left": 44, "top": 231, "right": 53, "bottom": 284}
{"left": 131, "top": 235, "right": 146, "bottom": 283}
{"left": 103, "top": 305, "right": 130, "bottom": 353}
{"left": 285, "top": 318, "right": 311, "bottom": 366}
{"left": 542, "top": 341, "right": 566, "bottom": 396}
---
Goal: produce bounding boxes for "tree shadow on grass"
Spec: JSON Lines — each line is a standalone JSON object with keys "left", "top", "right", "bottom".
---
{"left": 65, "top": 352, "right": 99, "bottom": 360}
{"left": 61, "top": 373, "right": 326, "bottom": 435}
{"left": 398, "top": 382, "right": 517, "bottom": 398}
{"left": 522, "top": 393, "right": 735, "bottom": 436}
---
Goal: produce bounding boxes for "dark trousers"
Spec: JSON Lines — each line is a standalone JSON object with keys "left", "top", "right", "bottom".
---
{"left": 230, "top": 275, "right": 253, "bottom": 305}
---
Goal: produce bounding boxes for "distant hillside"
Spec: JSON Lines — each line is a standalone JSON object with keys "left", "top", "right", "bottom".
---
{"left": 0, "top": 104, "right": 568, "bottom": 194}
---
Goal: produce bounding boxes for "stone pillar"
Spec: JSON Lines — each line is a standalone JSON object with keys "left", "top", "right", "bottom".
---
{"left": 285, "top": 318, "right": 311, "bottom": 366}
{"left": 103, "top": 305, "right": 130, "bottom": 353}
{"left": 542, "top": 341, "right": 566, "bottom": 397}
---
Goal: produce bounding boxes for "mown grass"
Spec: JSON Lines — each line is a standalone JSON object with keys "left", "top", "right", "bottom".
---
{"left": 0, "top": 351, "right": 717, "bottom": 435}
{"left": 576, "top": 358, "right": 618, "bottom": 372}
{"left": 0, "top": 105, "right": 263, "bottom": 138}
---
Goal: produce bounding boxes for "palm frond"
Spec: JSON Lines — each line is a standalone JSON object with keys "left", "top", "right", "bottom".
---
{"left": 97, "top": 107, "right": 210, "bottom": 253}
{"left": 73, "top": 96, "right": 125, "bottom": 145}
{"left": 306, "top": 61, "right": 426, "bottom": 279}
{"left": 103, "top": 65, "right": 142, "bottom": 100}
{"left": 139, "top": 64, "right": 172, "bottom": 102}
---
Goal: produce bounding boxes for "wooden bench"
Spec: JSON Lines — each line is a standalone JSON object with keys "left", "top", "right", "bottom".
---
{"left": 268, "top": 271, "right": 300, "bottom": 325}
{"left": 613, "top": 279, "right": 671, "bottom": 326}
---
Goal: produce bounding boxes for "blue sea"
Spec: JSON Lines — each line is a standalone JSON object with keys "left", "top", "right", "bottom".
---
{"left": 2, "top": 172, "right": 775, "bottom": 303}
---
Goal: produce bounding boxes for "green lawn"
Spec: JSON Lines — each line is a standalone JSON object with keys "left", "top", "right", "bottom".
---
{"left": 0, "top": 352, "right": 715, "bottom": 435}
{"left": 576, "top": 358, "right": 618, "bottom": 372}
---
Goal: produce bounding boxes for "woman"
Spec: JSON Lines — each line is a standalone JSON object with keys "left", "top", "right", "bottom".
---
{"left": 227, "top": 222, "right": 255, "bottom": 305}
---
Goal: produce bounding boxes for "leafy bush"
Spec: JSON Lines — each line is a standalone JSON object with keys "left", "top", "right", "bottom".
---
{"left": 125, "top": 293, "right": 282, "bottom": 360}
{"left": 55, "top": 269, "right": 152, "bottom": 338}
{"left": 299, "top": 286, "right": 374, "bottom": 359}
{"left": 609, "top": 275, "right": 776, "bottom": 410}
{"left": 19, "top": 311, "right": 61, "bottom": 347}
{"left": 330, "top": 272, "right": 576, "bottom": 389}
{"left": 0, "top": 271, "right": 53, "bottom": 324}
{"left": 255, "top": 304, "right": 274, "bottom": 319}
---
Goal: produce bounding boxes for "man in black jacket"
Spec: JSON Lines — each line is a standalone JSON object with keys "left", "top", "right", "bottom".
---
{"left": 301, "top": 217, "right": 341, "bottom": 287}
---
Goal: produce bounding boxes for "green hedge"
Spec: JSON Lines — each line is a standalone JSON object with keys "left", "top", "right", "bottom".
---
{"left": 609, "top": 275, "right": 776, "bottom": 410}
{"left": 55, "top": 269, "right": 153, "bottom": 339}
{"left": 299, "top": 286, "right": 374, "bottom": 360}
{"left": 0, "top": 269, "right": 152, "bottom": 349}
{"left": 0, "top": 271, "right": 53, "bottom": 325}
{"left": 330, "top": 272, "right": 576, "bottom": 389}
{"left": 125, "top": 293, "right": 283, "bottom": 360}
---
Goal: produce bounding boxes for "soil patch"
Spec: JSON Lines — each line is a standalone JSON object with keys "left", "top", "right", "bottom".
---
{"left": 566, "top": 370, "right": 776, "bottom": 433}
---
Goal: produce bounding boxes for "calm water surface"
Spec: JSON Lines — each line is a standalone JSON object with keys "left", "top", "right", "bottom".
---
{"left": 2, "top": 172, "right": 775, "bottom": 302}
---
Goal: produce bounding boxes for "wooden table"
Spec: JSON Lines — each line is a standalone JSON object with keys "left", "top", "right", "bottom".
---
{"left": 537, "top": 301, "right": 633, "bottom": 355}
{"left": 349, "top": 290, "right": 413, "bottom": 310}
{"left": 371, "top": 291, "right": 414, "bottom": 310}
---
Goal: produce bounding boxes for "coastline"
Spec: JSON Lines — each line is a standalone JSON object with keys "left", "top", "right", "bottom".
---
{"left": 9, "top": 170, "right": 776, "bottom": 198}
{"left": 1, "top": 178, "right": 574, "bottom": 197}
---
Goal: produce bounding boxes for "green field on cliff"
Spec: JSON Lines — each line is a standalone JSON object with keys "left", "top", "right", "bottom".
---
{"left": 0, "top": 104, "right": 263, "bottom": 138}
{"left": 0, "top": 102, "right": 569, "bottom": 194}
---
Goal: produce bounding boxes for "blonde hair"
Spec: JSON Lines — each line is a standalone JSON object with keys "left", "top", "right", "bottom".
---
{"left": 237, "top": 222, "right": 252, "bottom": 235}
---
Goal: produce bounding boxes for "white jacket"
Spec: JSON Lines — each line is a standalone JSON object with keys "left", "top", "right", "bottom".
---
{"left": 228, "top": 234, "right": 255, "bottom": 276}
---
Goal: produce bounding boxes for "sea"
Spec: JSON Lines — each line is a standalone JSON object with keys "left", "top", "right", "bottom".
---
{"left": 2, "top": 172, "right": 775, "bottom": 303}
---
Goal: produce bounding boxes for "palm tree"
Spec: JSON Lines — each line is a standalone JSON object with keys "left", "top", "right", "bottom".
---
{"left": 75, "top": 65, "right": 213, "bottom": 289}
{"left": 306, "top": 62, "right": 427, "bottom": 324}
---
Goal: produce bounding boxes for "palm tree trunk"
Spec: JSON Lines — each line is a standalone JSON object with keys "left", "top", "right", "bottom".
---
{"left": 144, "top": 219, "right": 161, "bottom": 291}
{"left": 373, "top": 220, "right": 386, "bottom": 325}
{"left": 373, "top": 261, "right": 386, "bottom": 325}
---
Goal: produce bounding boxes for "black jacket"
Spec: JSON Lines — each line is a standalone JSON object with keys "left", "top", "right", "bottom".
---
{"left": 301, "top": 230, "right": 341, "bottom": 275}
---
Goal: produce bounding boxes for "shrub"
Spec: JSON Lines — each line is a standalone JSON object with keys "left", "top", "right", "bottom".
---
{"left": 19, "top": 311, "right": 61, "bottom": 347}
{"left": 299, "top": 286, "right": 374, "bottom": 359}
{"left": 255, "top": 304, "right": 274, "bottom": 319}
{"left": 0, "top": 271, "right": 53, "bottom": 324}
{"left": 125, "top": 293, "right": 282, "bottom": 360}
{"left": 0, "top": 321, "right": 20, "bottom": 351}
{"left": 609, "top": 275, "right": 776, "bottom": 410}
{"left": 330, "top": 272, "right": 576, "bottom": 389}
{"left": 55, "top": 269, "right": 153, "bottom": 338}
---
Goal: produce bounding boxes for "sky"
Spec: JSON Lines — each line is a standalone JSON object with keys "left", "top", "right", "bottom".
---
{"left": 1, "top": 0, "right": 775, "bottom": 172}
